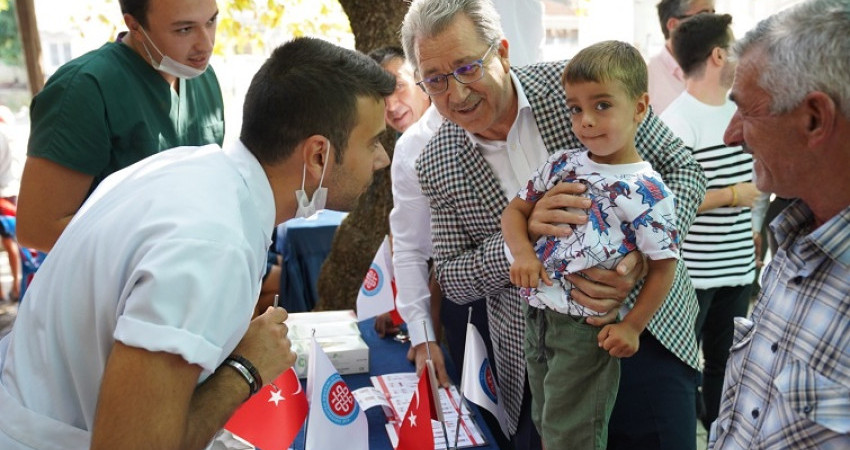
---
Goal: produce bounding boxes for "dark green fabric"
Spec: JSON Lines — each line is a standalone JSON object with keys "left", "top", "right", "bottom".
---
{"left": 28, "top": 41, "right": 224, "bottom": 193}
{"left": 524, "top": 303, "right": 620, "bottom": 450}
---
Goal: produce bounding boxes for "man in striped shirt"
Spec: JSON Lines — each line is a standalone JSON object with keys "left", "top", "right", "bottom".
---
{"left": 660, "top": 12, "right": 766, "bottom": 435}
{"left": 709, "top": 0, "right": 850, "bottom": 448}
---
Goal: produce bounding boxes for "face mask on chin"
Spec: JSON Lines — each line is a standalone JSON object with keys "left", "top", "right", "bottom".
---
{"left": 294, "top": 140, "right": 330, "bottom": 219}
{"left": 138, "top": 26, "right": 207, "bottom": 80}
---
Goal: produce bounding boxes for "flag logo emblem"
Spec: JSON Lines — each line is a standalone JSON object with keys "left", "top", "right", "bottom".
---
{"left": 321, "top": 373, "right": 360, "bottom": 425}
{"left": 360, "top": 263, "right": 383, "bottom": 297}
{"left": 478, "top": 359, "right": 498, "bottom": 404}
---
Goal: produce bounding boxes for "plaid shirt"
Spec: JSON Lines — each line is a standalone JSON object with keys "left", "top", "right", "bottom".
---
{"left": 709, "top": 201, "right": 850, "bottom": 450}
{"left": 416, "top": 61, "right": 706, "bottom": 433}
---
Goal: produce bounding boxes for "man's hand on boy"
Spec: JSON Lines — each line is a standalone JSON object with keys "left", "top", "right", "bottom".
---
{"left": 567, "top": 251, "right": 647, "bottom": 326}
{"left": 526, "top": 181, "right": 590, "bottom": 241}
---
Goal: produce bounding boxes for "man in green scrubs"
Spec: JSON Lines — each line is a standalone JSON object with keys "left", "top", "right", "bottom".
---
{"left": 17, "top": 0, "right": 224, "bottom": 252}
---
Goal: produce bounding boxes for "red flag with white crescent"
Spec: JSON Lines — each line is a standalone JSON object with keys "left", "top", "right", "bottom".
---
{"left": 224, "top": 367, "right": 308, "bottom": 450}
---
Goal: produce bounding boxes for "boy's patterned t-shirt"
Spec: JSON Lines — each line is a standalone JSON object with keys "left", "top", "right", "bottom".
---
{"left": 517, "top": 149, "right": 679, "bottom": 316}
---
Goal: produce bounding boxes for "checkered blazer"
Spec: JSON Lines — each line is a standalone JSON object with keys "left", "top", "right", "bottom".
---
{"left": 417, "top": 60, "right": 706, "bottom": 434}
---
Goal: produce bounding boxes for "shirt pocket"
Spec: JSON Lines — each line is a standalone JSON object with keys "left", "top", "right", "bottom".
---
{"left": 774, "top": 359, "right": 850, "bottom": 433}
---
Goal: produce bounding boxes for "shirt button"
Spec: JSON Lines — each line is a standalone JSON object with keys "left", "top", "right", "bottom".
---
{"left": 792, "top": 276, "right": 803, "bottom": 285}
{"left": 803, "top": 405, "right": 813, "bottom": 414}
{"left": 771, "top": 342, "right": 779, "bottom": 352}
{"left": 751, "top": 408, "right": 760, "bottom": 419}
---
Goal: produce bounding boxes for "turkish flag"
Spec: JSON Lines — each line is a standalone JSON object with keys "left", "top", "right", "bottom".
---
{"left": 224, "top": 367, "right": 308, "bottom": 450}
{"left": 395, "top": 369, "right": 437, "bottom": 450}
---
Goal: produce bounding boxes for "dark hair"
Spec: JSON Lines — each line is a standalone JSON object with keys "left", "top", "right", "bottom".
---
{"left": 119, "top": 0, "right": 149, "bottom": 28}
{"left": 368, "top": 46, "right": 405, "bottom": 68}
{"left": 240, "top": 37, "right": 396, "bottom": 165}
{"left": 563, "top": 40, "right": 647, "bottom": 100}
{"left": 671, "top": 13, "right": 733, "bottom": 78}
{"left": 656, "top": 0, "right": 695, "bottom": 39}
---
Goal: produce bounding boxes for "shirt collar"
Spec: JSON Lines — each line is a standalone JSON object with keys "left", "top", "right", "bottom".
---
{"left": 662, "top": 46, "right": 684, "bottom": 82}
{"left": 773, "top": 200, "right": 850, "bottom": 268}
{"left": 224, "top": 140, "right": 276, "bottom": 239}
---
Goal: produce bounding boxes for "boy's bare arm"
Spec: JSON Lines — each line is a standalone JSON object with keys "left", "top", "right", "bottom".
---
{"left": 501, "top": 197, "right": 537, "bottom": 257}
{"left": 598, "top": 258, "right": 677, "bottom": 357}
{"left": 620, "top": 258, "right": 677, "bottom": 332}
{"left": 503, "top": 198, "right": 552, "bottom": 287}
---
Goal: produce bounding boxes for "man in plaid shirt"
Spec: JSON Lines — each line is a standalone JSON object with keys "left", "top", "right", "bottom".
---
{"left": 401, "top": 0, "right": 706, "bottom": 448}
{"left": 709, "top": 1, "right": 850, "bottom": 448}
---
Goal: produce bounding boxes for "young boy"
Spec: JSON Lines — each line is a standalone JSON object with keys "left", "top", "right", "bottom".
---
{"left": 501, "top": 40, "right": 680, "bottom": 449}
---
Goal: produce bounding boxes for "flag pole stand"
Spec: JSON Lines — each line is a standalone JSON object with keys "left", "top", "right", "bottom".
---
{"left": 302, "top": 327, "right": 315, "bottom": 450}
{"left": 423, "top": 322, "right": 451, "bottom": 450}
{"left": 451, "top": 307, "right": 474, "bottom": 450}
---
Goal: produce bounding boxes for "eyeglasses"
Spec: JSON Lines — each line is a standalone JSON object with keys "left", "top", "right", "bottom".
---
{"left": 675, "top": 8, "right": 715, "bottom": 19}
{"left": 416, "top": 44, "right": 498, "bottom": 95}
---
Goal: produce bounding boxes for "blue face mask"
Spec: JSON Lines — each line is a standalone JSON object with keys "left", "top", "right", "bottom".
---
{"left": 138, "top": 26, "right": 207, "bottom": 79}
{"left": 294, "top": 140, "right": 330, "bottom": 219}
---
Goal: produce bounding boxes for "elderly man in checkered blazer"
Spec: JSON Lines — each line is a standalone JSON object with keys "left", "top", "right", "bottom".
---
{"left": 401, "top": 1, "right": 707, "bottom": 449}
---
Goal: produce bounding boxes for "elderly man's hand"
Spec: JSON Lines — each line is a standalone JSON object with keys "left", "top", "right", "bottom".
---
{"left": 527, "top": 181, "right": 590, "bottom": 241}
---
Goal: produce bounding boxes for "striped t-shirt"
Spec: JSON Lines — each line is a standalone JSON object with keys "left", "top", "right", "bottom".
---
{"left": 662, "top": 92, "right": 756, "bottom": 289}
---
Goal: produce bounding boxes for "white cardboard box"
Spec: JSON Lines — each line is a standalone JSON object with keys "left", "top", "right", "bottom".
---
{"left": 285, "top": 310, "right": 369, "bottom": 377}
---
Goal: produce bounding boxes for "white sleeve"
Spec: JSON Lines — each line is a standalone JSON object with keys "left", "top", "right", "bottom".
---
{"left": 114, "top": 238, "right": 259, "bottom": 377}
{"left": 660, "top": 103, "right": 697, "bottom": 149}
{"left": 390, "top": 128, "right": 437, "bottom": 346}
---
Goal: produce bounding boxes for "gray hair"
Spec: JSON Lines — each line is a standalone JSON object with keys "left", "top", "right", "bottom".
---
{"left": 400, "top": 0, "right": 504, "bottom": 75}
{"left": 733, "top": 0, "right": 850, "bottom": 117}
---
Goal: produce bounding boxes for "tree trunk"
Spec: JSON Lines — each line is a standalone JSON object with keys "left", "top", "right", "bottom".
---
{"left": 315, "top": 0, "right": 408, "bottom": 311}
{"left": 14, "top": 0, "right": 44, "bottom": 95}
{"left": 337, "top": 0, "right": 409, "bottom": 53}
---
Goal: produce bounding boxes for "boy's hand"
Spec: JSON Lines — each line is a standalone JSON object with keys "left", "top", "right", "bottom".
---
{"left": 597, "top": 321, "right": 641, "bottom": 358}
{"left": 510, "top": 256, "right": 552, "bottom": 288}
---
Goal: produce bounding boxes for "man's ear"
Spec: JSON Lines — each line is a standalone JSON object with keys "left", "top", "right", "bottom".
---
{"left": 123, "top": 13, "right": 142, "bottom": 42}
{"left": 300, "top": 135, "right": 330, "bottom": 182}
{"left": 497, "top": 38, "right": 510, "bottom": 71}
{"left": 710, "top": 47, "right": 724, "bottom": 67}
{"left": 666, "top": 17, "right": 681, "bottom": 38}
{"left": 803, "top": 91, "right": 837, "bottom": 149}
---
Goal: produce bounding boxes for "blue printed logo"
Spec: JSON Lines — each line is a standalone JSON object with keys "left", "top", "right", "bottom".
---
{"left": 321, "top": 373, "right": 359, "bottom": 425}
{"left": 360, "top": 263, "right": 383, "bottom": 297}
{"left": 478, "top": 359, "right": 498, "bottom": 404}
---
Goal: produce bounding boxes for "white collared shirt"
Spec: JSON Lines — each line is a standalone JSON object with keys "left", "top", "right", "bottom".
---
{"left": 390, "top": 105, "right": 445, "bottom": 346}
{"left": 468, "top": 71, "right": 549, "bottom": 201}
{"left": 0, "top": 141, "right": 274, "bottom": 448}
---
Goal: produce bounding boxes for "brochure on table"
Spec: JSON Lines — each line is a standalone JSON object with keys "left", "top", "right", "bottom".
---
{"left": 363, "top": 372, "right": 488, "bottom": 448}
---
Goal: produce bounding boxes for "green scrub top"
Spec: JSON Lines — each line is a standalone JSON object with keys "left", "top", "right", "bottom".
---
{"left": 28, "top": 41, "right": 225, "bottom": 192}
